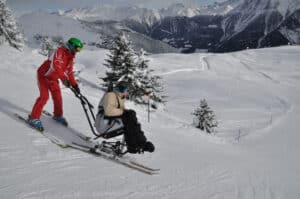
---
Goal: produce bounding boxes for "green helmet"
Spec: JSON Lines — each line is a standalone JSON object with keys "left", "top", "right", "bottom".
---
{"left": 67, "top": 37, "right": 83, "bottom": 52}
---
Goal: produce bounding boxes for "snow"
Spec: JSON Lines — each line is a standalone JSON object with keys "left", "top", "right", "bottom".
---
{"left": 1, "top": 44, "right": 300, "bottom": 198}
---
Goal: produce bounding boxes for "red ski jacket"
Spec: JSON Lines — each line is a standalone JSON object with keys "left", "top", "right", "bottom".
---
{"left": 37, "top": 46, "right": 78, "bottom": 86}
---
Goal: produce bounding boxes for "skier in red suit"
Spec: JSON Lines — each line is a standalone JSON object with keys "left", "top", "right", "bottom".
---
{"left": 28, "top": 38, "right": 83, "bottom": 131}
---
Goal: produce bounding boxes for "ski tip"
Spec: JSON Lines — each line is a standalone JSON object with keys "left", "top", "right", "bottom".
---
{"left": 150, "top": 172, "right": 160, "bottom": 175}
{"left": 142, "top": 170, "right": 160, "bottom": 175}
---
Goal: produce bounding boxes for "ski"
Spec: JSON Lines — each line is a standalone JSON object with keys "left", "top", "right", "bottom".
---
{"left": 14, "top": 113, "right": 69, "bottom": 148}
{"left": 70, "top": 142, "right": 159, "bottom": 175}
{"left": 15, "top": 113, "right": 158, "bottom": 175}
{"left": 42, "top": 110, "right": 92, "bottom": 142}
{"left": 128, "top": 160, "right": 160, "bottom": 172}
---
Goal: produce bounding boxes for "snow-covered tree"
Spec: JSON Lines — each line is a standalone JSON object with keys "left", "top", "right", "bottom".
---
{"left": 0, "top": 0, "right": 24, "bottom": 50}
{"left": 192, "top": 99, "right": 218, "bottom": 134}
{"left": 101, "top": 33, "right": 136, "bottom": 90}
{"left": 133, "top": 49, "right": 165, "bottom": 105}
{"left": 102, "top": 33, "right": 166, "bottom": 106}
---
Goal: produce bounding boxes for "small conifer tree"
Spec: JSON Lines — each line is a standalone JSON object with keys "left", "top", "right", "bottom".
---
{"left": 192, "top": 99, "right": 218, "bottom": 133}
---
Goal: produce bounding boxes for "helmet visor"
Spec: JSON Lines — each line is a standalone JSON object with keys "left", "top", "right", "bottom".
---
{"left": 75, "top": 46, "right": 82, "bottom": 52}
{"left": 115, "top": 86, "right": 129, "bottom": 93}
{"left": 122, "top": 87, "right": 129, "bottom": 93}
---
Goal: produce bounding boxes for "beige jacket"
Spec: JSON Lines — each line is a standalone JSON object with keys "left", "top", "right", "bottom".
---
{"left": 103, "top": 92, "right": 125, "bottom": 117}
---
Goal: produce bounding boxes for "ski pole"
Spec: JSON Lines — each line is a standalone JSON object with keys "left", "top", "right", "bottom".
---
{"left": 148, "top": 95, "right": 150, "bottom": 122}
{"left": 145, "top": 90, "right": 152, "bottom": 123}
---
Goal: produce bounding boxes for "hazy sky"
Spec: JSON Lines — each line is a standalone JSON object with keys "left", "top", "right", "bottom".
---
{"left": 7, "top": 0, "right": 227, "bottom": 15}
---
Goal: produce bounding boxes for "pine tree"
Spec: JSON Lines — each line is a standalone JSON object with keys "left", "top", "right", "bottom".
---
{"left": 101, "top": 33, "right": 136, "bottom": 90}
{"left": 133, "top": 49, "right": 165, "bottom": 104}
{"left": 192, "top": 99, "right": 218, "bottom": 134}
{"left": 102, "top": 33, "right": 165, "bottom": 106}
{"left": 0, "top": 0, "right": 24, "bottom": 50}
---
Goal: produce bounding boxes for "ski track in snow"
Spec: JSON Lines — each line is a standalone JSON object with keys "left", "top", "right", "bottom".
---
{"left": 200, "top": 54, "right": 210, "bottom": 70}
{"left": 161, "top": 68, "right": 203, "bottom": 76}
{"left": 160, "top": 54, "right": 210, "bottom": 76}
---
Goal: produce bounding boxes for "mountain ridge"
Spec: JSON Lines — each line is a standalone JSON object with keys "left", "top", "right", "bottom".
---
{"left": 20, "top": 0, "right": 300, "bottom": 53}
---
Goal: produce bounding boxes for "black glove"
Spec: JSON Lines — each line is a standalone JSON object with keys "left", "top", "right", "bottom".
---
{"left": 73, "top": 85, "right": 80, "bottom": 94}
{"left": 62, "top": 79, "right": 70, "bottom": 87}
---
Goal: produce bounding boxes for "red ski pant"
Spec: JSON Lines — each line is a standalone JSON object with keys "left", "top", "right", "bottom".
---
{"left": 30, "top": 74, "right": 63, "bottom": 119}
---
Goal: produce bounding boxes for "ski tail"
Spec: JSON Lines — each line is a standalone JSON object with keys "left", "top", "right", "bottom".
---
{"left": 14, "top": 113, "right": 69, "bottom": 148}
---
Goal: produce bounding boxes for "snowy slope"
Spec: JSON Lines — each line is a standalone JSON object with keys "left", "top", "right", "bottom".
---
{"left": 1, "top": 45, "right": 300, "bottom": 198}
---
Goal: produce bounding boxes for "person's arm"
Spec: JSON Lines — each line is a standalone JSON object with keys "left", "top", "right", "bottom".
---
{"left": 66, "top": 59, "right": 78, "bottom": 87}
{"left": 52, "top": 48, "right": 68, "bottom": 82}
{"left": 66, "top": 60, "right": 80, "bottom": 93}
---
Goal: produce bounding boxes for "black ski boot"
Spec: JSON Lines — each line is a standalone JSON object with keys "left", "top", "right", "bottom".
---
{"left": 143, "top": 141, "right": 155, "bottom": 153}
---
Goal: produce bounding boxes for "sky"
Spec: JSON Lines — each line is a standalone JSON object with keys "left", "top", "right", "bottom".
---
{"left": 6, "top": 0, "right": 227, "bottom": 16}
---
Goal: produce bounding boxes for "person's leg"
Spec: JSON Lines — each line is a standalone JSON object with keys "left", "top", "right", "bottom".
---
{"left": 122, "top": 110, "right": 147, "bottom": 152}
{"left": 30, "top": 75, "right": 50, "bottom": 119}
{"left": 48, "top": 80, "right": 63, "bottom": 117}
{"left": 49, "top": 80, "right": 68, "bottom": 126}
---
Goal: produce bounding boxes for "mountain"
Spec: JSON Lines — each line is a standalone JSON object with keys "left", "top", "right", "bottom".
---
{"left": 59, "top": 2, "right": 241, "bottom": 25}
{"left": 202, "top": 0, "right": 242, "bottom": 15}
{"left": 148, "top": 15, "right": 224, "bottom": 52}
{"left": 81, "top": 19, "right": 178, "bottom": 53}
{"left": 50, "top": 2, "right": 243, "bottom": 53}
{"left": 60, "top": 5, "right": 162, "bottom": 27}
{"left": 18, "top": 11, "right": 177, "bottom": 53}
{"left": 18, "top": 11, "right": 99, "bottom": 49}
{"left": 277, "top": 9, "right": 300, "bottom": 44}
{"left": 145, "top": 0, "right": 300, "bottom": 52}
{"left": 19, "top": 1, "right": 300, "bottom": 53}
{"left": 214, "top": 0, "right": 300, "bottom": 52}
{"left": 121, "top": 1, "right": 241, "bottom": 52}
{"left": 159, "top": 3, "right": 202, "bottom": 17}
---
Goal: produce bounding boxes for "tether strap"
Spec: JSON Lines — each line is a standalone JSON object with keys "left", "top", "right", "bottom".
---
{"left": 113, "top": 92, "right": 121, "bottom": 109}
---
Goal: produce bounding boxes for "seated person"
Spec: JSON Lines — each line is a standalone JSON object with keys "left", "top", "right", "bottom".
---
{"left": 95, "top": 81, "right": 155, "bottom": 154}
